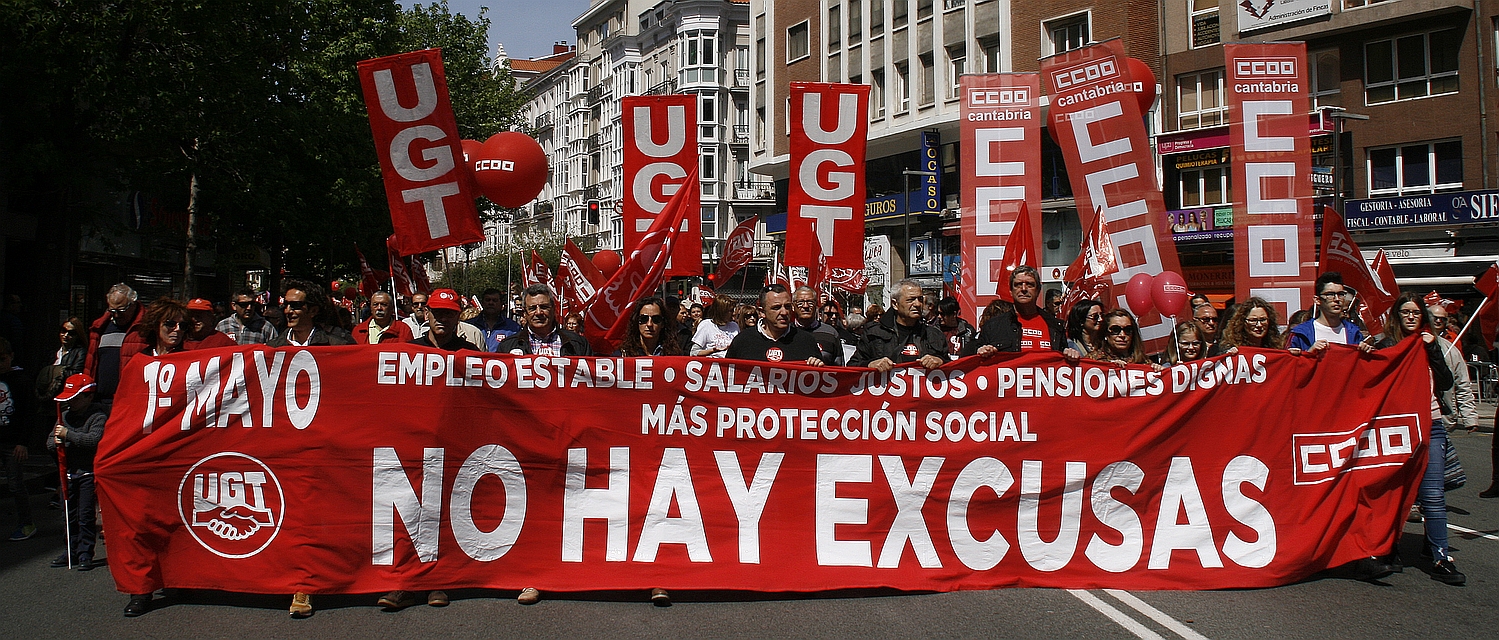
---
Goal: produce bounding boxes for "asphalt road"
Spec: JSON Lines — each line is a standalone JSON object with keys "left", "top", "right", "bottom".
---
{"left": 2, "top": 431, "right": 1496, "bottom": 639}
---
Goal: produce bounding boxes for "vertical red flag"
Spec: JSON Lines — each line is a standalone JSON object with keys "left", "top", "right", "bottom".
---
{"left": 409, "top": 256, "right": 433, "bottom": 294}
{"left": 623, "top": 95, "right": 700, "bottom": 276}
{"left": 386, "top": 236, "right": 415, "bottom": 296}
{"left": 1318, "top": 207, "right": 1395, "bottom": 333}
{"left": 1042, "top": 40, "right": 1183, "bottom": 350}
{"left": 712, "top": 216, "right": 759, "bottom": 284}
{"left": 992, "top": 202, "right": 1039, "bottom": 302}
{"left": 355, "top": 245, "right": 380, "bottom": 296}
{"left": 960, "top": 73, "right": 1042, "bottom": 321}
{"left": 1226, "top": 42, "right": 1316, "bottom": 322}
{"left": 557, "top": 239, "right": 604, "bottom": 317}
{"left": 1471, "top": 262, "right": 1499, "bottom": 349}
{"left": 523, "top": 250, "right": 552, "bottom": 288}
{"left": 786, "top": 82, "right": 870, "bottom": 269}
{"left": 1063, "top": 207, "right": 1120, "bottom": 285}
{"left": 583, "top": 167, "right": 700, "bottom": 354}
{"left": 357, "top": 49, "right": 485, "bottom": 255}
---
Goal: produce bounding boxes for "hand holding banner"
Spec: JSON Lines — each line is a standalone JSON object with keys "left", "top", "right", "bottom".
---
{"left": 358, "top": 49, "right": 485, "bottom": 256}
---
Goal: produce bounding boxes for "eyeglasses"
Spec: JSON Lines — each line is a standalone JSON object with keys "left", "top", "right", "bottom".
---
{"left": 1431, "top": 316, "right": 1450, "bottom": 324}
{"left": 636, "top": 313, "right": 662, "bottom": 325}
{"left": 1086, "top": 313, "right": 1103, "bottom": 321}
{"left": 1398, "top": 309, "right": 1424, "bottom": 318}
{"left": 1177, "top": 340, "right": 1203, "bottom": 348}
{"left": 1106, "top": 324, "right": 1136, "bottom": 335}
{"left": 108, "top": 306, "right": 131, "bottom": 314}
{"left": 283, "top": 301, "right": 308, "bottom": 311}
{"left": 1317, "top": 291, "right": 1352, "bottom": 300}
{"left": 411, "top": 302, "right": 428, "bottom": 309}
{"left": 1195, "top": 316, "right": 1218, "bottom": 324}
{"left": 1245, "top": 317, "right": 1270, "bottom": 326}
{"left": 161, "top": 320, "right": 184, "bottom": 330}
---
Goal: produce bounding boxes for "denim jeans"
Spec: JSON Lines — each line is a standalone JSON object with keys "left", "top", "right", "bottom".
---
{"left": 66, "top": 471, "right": 96, "bottom": 563}
{"left": 1419, "top": 419, "right": 1449, "bottom": 560}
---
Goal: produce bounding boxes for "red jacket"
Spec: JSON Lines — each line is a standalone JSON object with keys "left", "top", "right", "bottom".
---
{"left": 352, "top": 318, "right": 414, "bottom": 344}
{"left": 84, "top": 306, "right": 146, "bottom": 379}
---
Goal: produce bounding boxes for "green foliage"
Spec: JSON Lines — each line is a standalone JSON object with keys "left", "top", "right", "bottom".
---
{"left": 0, "top": 0, "right": 527, "bottom": 284}
{"left": 435, "top": 231, "right": 598, "bottom": 295}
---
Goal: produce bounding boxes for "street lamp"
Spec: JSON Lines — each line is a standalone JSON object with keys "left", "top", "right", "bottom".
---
{"left": 901, "top": 169, "right": 938, "bottom": 276}
{"left": 1323, "top": 106, "right": 1369, "bottom": 217}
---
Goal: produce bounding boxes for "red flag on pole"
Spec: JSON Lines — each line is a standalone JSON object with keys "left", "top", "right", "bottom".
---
{"left": 1319, "top": 207, "right": 1396, "bottom": 334}
{"left": 582, "top": 167, "right": 700, "bottom": 354}
{"left": 829, "top": 268, "right": 869, "bottom": 293}
{"left": 1064, "top": 207, "right": 1119, "bottom": 285}
{"left": 355, "top": 245, "right": 381, "bottom": 297}
{"left": 712, "top": 216, "right": 759, "bottom": 284}
{"left": 1471, "top": 262, "right": 1499, "bottom": 349}
{"left": 387, "top": 236, "right": 415, "bottom": 296}
{"left": 993, "top": 202, "right": 1038, "bottom": 302}
{"left": 556, "top": 240, "right": 603, "bottom": 318}
{"left": 523, "top": 250, "right": 552, "bottom": 288}
{"left": 408, "top": 256, "right": 433, "bottom": 294}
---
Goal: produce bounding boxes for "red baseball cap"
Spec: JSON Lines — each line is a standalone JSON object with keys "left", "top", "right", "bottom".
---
{"left": 428, "top": 288, "right": 462, "bottom": 312}
{"left": 187, "top": 298, "right": 215, "bottom": 311}
{"left": 55, "top": 374, "right": 97, "bottom": 402}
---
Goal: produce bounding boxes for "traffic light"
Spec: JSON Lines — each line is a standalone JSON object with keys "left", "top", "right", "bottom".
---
{"left": 587, "top": 199, "right": 601, "bottom": 226}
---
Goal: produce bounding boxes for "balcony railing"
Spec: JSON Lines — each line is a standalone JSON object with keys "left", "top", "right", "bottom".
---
{"left": 733, "top": 69, "right": 750, "bottom": 88}
{"left": 586, "top": 133, "right": 600, "bottom": 151}
{"left": 943, "top": 0, "right": 966, "bottom": 10}
{"left": 645, "top": 78, "right": 678, "bottom": 96}
{"left": 732, "top": 124, "right": 749, "bottom": 144}
{"left": 733, "top": 180, "right": 775, "bottom": 201}
{"left": 533, "top": 111, "right": 553, "bottom": 131}
{"left": 586, "top": 84, "right": 603, "bottom": 104}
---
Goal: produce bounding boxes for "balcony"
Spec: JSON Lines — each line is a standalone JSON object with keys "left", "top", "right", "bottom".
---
{"left": 733, "top": 180, "right": 775, "bottom": 201}
{"left": 584, "top": 185, "right": 600, "bottom": 201}
{"left": 587, "top": 84, "right": 603, "bottom": 104}
{"left": 732, "top": 124, "right": 749, "bottom": 144}
{"left": 533, "top": 111, "right": 553, "bottom": 131}
{"left": 733, "top": 69, "right": 750, "bottom": 89}
{"left": 645, "top": 78, "right": 678, "bottom": 96}
{"left": 587, "top": 133, "right": 600, "bottom": 151}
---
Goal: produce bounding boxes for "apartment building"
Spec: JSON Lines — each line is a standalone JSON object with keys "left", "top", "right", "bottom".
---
{"left": 1159, "top": 0, "right": 1499, "bottom": 296}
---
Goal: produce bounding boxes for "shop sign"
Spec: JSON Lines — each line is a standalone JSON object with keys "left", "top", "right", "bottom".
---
{"left": 1237, "top": 0, "right": 1331, "bottom": 33}
{"left": 1345, "top": 189, "right": 1499, "bottom": 230}
{"left": 1168, "top": 207, "right": 1234, "bottom": 242}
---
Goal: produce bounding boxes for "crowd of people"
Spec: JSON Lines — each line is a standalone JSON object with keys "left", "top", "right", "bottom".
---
{"left": 0, "top": 266, "right": 1490, "bottom": 617}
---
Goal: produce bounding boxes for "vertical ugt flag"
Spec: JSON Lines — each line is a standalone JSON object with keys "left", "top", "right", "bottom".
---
{"left": 786, "top": 82, "right": 870, "bottom": 270}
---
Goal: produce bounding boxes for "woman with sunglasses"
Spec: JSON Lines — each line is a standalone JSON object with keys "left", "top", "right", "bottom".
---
{"left": 619, "top": 297, "right": 686, "bottom": 357}
{"left": 122, "top": 299, "right": 189, "bottom": 366}
{"left": 1087, "top": 309, "right": 1158, "bottom": 369}
{"left": 1218, "top": 297, "right": 1288, "bottom": 352}
{"left": 1369, "top": 293, "right": 1464, "bottom": 585}
{"left": 1164, "top": 320, "right": 1207, "bottom": 365}
{"left": 691, "top": 295, "right": 740, "bottom": 358}
{"left": 1065, "top": 300, "right": 1105, "bottom": 355}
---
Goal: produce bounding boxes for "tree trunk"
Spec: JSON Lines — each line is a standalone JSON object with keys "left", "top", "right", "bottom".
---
{"left": 184, "top": 170, "right": 199, "bottom": 298}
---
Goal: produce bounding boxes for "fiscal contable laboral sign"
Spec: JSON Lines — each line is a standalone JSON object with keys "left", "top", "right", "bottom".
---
{"left": 98, "top": 341, "right": 1430, "bottom": 595}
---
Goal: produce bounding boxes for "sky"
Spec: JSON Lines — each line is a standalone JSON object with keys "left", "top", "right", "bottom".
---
{"left": 406, "top": 0, "right": 593, "bottom": 61}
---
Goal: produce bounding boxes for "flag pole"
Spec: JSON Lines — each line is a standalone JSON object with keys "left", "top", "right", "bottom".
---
{"left": 1454, "top": 296, "right": 1487, "bottom": 343}
{"left": 56, "top": 403, "right": 72, "bottom": 570}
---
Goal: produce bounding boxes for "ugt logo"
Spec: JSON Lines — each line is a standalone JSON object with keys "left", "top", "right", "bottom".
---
{"left": 177, "top": 452, "right": 285, "bottom": 558}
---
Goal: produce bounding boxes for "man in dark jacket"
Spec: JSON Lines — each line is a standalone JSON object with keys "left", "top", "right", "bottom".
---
{"left": 963, "top": 266, "right": 1078, "bottom": 358}
{"left": 85, "top": 283, "right": 146, "bottom": 408}
{"left": 266, "top": 279, "right": 355, "bottom": 347}
{"left": 849, "top": 280, "right": 947, "bottom": 371}
{"left": 409, "top": 289, "right": 481, "bottom": 352}
{"left": 496, "top": 284, "right": 592, "bottom": 356}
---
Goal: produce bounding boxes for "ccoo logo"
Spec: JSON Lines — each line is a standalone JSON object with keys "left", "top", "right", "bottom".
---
{"left": 178, "top": 452, "right": 285, "bottom": 558}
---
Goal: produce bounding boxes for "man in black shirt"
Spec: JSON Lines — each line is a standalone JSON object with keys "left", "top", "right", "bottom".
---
{"left": 409, "top": 289, "right": 481, "bottom": 352}
{"left": 726, "top": 285, "right": 826, "bottom": 365}
{"left": 849, "top": 280, "right": 946, "bottom": 371}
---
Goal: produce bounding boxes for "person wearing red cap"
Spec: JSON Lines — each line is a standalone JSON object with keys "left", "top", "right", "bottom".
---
{"left": 46, "top": 374, "right": 106, "bottom": 573}
{"left": 184, "top": 298, "right": 236, "bottom": 351}
{"left": 407, "top": 289, "right": 479, "bottom": 353}
{"left": 354, "top": 292, "right": 413, "bottom": 345}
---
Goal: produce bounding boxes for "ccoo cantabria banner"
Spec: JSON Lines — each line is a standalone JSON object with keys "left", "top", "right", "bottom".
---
{"left": 97, "top": 340, "right": 1430, "bottom": 595}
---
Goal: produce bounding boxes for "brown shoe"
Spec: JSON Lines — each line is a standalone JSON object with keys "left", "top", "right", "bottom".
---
{"left": 517, "top": 587, "right": 541, "bottom": 605}
{"left": 378, "top": 590, "right": 418, "bottom": 610}
{"left": 289, "top": 592, "right": 313, "bottom": 618}
{"left": 650, "top": 588, "right": 670, "bottom": 606}
{"left": 427, "top": 590, "right": 449, "bottom": 607}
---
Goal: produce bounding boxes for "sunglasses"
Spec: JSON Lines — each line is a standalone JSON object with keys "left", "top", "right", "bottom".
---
{"left": 161, "top": 320, "right": 184, "bottom": 330}
{"left": 108, "top": 306, "right": 132, "bottom": 314}
{"left": 283, "top": 301, "right": 309, "bottom": 311}
{"left": 636, "top": 313, "right": 662, "bottom": 325}
{"left": 232, "top": 301, "right": 255, "bottom": 308}
{"left": 1106, "top": 324, "right": 1136, "bottom": 335}
{"left": 412, "top": 302, "right": 428, "bottom": 309}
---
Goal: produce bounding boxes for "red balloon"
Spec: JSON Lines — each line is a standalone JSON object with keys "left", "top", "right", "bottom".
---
{"left": 1151, "top": 271, "right": 1190, "bottom": 318}
{"left": 1124, "top": 57, "right": 1158, "bottom": 113}
{"left": 473, "top": 132, "right": 548, "bottom": 208}
{"left": 459, "top": 139, "right": 483, "bottom": 193}
{"left": 592, "top": 250, "right": 622, "bottom": 277}
{"left": 1125, "top": 273, "right": 1155, "bottom": 317}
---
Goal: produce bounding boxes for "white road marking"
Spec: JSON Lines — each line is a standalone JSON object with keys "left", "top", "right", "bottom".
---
{"left": 1105, "top": 590, "right": 1209, "bottom": 640}
{"left": 1068, "top": 589, "right": 1164, "bottom": 640}
{"left": 1448, "top": 523, "right": 1499, "bottom": 541}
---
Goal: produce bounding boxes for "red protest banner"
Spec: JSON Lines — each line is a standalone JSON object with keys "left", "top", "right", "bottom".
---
{"left": 523, "top": 250, "right": 552, "bottom": 288}
{"left": 1041, "top": 40, "right": 1182, "bottom": 350}
{"left": 787, "top": 82, "right": 870, "bottom": 269}
{"left": 98, "top": 340, "right": 1429, "bottom": 596}
{"left": 623, "top": 95, "right": 700, "bottom": 276}
{"left": 1226, "top": 43, "right": 1316, "bottom": 321}
{"left": 960, "top": 74, "right": 1042, "bottom": 321}
{"left": 357, "top": 49, "right": 484, "bottom": 256}
{"left": 557, "top": 240, "right": 603, "bottom": 318}
{"left": 583, "top": 167, "right": 701, "bottom": 354}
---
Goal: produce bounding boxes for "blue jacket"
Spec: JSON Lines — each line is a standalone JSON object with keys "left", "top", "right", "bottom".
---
{"left": 1288, "top": 318, "right": 1364, "bottom": 351}
{"left": 471, "top": 315, "right": 523, "bottom": 352}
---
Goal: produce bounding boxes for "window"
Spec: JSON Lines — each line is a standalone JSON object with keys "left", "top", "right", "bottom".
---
{"left": 1045, "top": 14, "right": 1089, "bottom": 55}
{"left": 700, "top": 94, "right": 718, "bottom": 140}
{"left": 1190, "top": 0, "right": 1219, "bottom": 48}
{"left": 1180, "top": 167, "right": 1230, "bottom": 207}
{"left": 1343, "top": 0, "right": 1394, "bottom": 7}
{"left": 894, "top": 0, "right": 909, "bottom": 28}
{"left": 755, "top": 15, "right": 767, "bottom": 78}
{"left": 702, "top": 206, "right": 719, "bottom": 240}
{"left": 829, "top": 5, "right": 841, "bottom": 49}
{"left": 1368, "top": 140, "right": 1463, "bottom": 196}
{"left": 871, "top": 67, "right": 887, "bottom": 119}
{"left": 871, "top": 0, "right": 884, "bottom": 31}
{"left": 948, "top": 46, "right": 965, "bottom": 98}
{"left": 919, "top": 52, "right": 935, "bottom": 106}
{"left": 701, "top": 147, "right": 719, "bottom": 197}
{"left": 918, "top": 0, "right": 934, "bottom": 20}
{"left": 850, "top": 0, "right": 862, "bottom": 44}
{"left": 682, "top": 30, "right": 717, "bottom": 84}
{"left": 1176, "top": 69, "right": 1225, "bottom": 130}
{"left": 788, "top": 21, "right": 810, "bottom": 62}
{"left": 1365, "top": 30, "right": 1460, "bottom": 104}
{"left": 829, "top": 54, "right": 842, "bottom": 82}
{"left": 895, "top": 62, "right": 910, "bottom": 112}
{"left": 980, "top": 36, "right": 1000, "bottom": 73}
{"left": 1311, "top": 49, "right": 1341, "bottom": 108}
